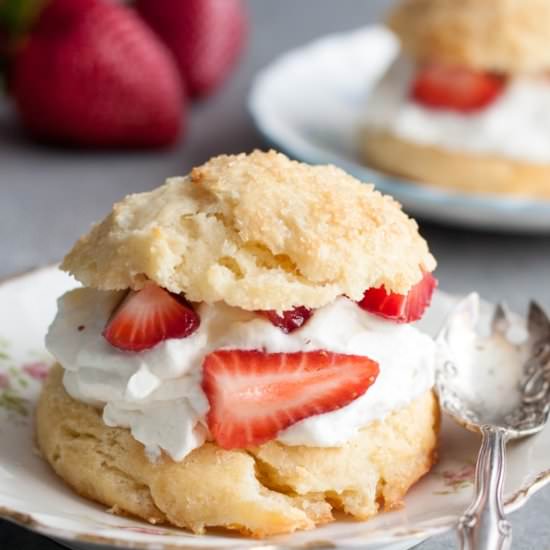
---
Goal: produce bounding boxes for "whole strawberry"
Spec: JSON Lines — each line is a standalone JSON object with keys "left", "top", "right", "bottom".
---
{"left": 12, "top": 0, "right": 184, "bottom": 148}
{"left": 135, "top": 0, "right": 247, "bottom": 98}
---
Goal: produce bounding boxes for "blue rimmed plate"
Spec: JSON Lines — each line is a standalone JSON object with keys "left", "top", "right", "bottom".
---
{"left": 248, "top": 26, "right": 550, "bottom": 232}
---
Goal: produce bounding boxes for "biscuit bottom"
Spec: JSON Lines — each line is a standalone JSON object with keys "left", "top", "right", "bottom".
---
{"left": 361, "top": 130, "right": 550, "bottom": 199}
{"left": 36, "top": 365, "right": 439, "bottom": 537}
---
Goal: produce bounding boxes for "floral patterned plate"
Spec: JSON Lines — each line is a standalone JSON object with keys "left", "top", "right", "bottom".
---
{"left": 1, "top": 266, "right": 549, "bottom": 550}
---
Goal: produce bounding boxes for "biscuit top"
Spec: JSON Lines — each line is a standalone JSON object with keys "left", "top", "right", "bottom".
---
{"left": 389, "top": 0, "right": 550, "bottom": 74}
{"left": 61, "top": 150, "right": 435, "bottom": 311}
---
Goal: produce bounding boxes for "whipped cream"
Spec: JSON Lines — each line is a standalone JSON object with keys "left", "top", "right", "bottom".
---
{"left": 46, "top": 288, "right": 435, "bottom": 461}
{"left": 364, "top": 56, "right": 550, "bottom": 164}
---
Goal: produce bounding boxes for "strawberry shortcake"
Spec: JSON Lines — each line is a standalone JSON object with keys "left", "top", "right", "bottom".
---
{"left": 37, "top": 150, "right": 439, "bottom": 536}
{"left": 361, "top": 0, "right": 550, "bottom": 198}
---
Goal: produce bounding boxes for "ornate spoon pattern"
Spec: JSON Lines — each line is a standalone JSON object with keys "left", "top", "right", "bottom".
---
{"left": 436, "top": 294, "right": 550, "bottom": 550}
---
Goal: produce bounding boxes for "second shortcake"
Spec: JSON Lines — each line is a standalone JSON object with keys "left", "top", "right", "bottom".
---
{"left": 361, "top": 0, "right": 550, "bottom": 198}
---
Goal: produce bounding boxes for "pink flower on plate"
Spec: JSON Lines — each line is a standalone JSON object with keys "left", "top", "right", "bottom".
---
{"left": 442, "top": 464, "right": 476, "bottom": 487}
{"left": 22, "top": 362, "right": 50, "bottom": 381}
{"left": 0, "top": 372, "right": 9, "bottom": 389}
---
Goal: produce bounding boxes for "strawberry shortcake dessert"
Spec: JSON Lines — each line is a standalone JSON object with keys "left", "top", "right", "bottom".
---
{"left": 361, "top": 0, "right": 550, "bottom": 198}
{"left": 37, "top": 150, "right": 439, "bottom": 536}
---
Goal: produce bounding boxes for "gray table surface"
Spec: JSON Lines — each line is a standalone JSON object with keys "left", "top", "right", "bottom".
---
{"left": 1, "top": 1, "right": 549, "bottom": 548}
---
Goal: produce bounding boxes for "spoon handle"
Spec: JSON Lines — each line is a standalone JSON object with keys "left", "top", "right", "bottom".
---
{"left": 457, "top": 425, "right": 512, "bottom": 550}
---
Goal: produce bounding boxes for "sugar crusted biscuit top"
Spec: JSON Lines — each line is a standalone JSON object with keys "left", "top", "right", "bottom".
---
{"left": 61, "top": 151, "right": 435, "bottom": 311}
{"left": 389, "top": 0, "right": 550, "bottom": 74}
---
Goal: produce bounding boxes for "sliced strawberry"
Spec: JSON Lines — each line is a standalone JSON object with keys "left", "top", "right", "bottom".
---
{"left": 358, "top": 272, "right": 437, "bottom": 323}
{"left": 103, "top": 283, "right": 199, "bottom": 352}
{"left": 202, "top": 350, "right": 379, "bottom": 449}
{"left": 259, "top": 306, "right": 313, "bottom": 333}
{"left": 411, "top": 64, "right": 505, "bottom": 112}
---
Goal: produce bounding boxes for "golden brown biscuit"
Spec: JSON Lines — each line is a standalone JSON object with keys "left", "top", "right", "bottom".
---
{"left": 361, "top": 129, "right": 550, "bottom": 199}
{"left": 61, "top": 150, "right": 435, "bottom": 311}
{"left": 36, "top": 365, "right": 439, "bottom": 537}
{"left": 389, "top": 0, "right": 550, "bottom": 74}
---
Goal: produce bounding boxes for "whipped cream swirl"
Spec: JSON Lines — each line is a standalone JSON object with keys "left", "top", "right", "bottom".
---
{"left": 364, "top": 56, "right": 550, "bottom": 164}
{"left": 46, "top": 288, "right": 435, "bottom": 461}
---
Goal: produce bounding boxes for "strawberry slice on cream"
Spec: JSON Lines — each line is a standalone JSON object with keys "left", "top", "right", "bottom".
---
{"left": 103, "top": 283, "right": 200, "bottom": 352}
{"left": 411, "top": 64, "right": 505, "bottom": 113}
{"left": 202, "top": 350, "right": 379, "bottom": 449}
{"left": 259, "top": 306, "right": 313, "bottom": 333}
{"left": 358, "top": 272, "right": 437, "bottom": 323}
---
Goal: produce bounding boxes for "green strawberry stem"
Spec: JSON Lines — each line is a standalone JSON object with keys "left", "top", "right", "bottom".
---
{"left": 0, "top": 0, "right": 46, "bottom": 90}
{"left": 0, "top": 0, "right": 45, "bottom": 37}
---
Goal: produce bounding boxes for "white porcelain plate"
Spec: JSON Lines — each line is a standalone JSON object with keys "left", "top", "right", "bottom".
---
{"left": 248, "top": 26, "right": 550, "bottom": 232}
{"left": 1, "top": 266, "right": 549, "bottom": 550}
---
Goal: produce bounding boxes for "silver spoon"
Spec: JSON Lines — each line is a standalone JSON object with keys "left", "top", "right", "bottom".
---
{"left": 436, "top": 294, "right": 550, "bottom": 550}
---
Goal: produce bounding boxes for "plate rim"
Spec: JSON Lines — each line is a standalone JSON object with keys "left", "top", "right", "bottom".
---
{"left": 247, "top": 24, "right": 550, "bottom": 229}
{"left": 0, "top": 265, "right": 549, "bottom": 549}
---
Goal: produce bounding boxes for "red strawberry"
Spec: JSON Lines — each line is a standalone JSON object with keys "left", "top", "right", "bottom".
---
{"left": 259, "top": 306, "right": 313, "bottom": 333}
{"left": 103, "top": 283, "right": 199, "bottom": 352}
{"left": 358, "top": 272, "right": 437, "bottom": 323}
{"left": 12, "top": 0, "right": 184, "bottom": 148}
{"left": 411, "top": 64, "right": 504, "bottom": 112}
{"left": 202, "top": 350, "right": 379, "bottom": 449}
{"left": 135, "top": 0, "right": 247, "bottom": 98}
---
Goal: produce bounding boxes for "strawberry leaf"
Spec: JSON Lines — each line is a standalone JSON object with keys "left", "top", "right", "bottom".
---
{"left": 0, "top": 0, "right": 46, "bottom": 37}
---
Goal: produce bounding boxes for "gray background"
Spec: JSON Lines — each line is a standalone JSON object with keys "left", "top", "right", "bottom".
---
{"left": 1, "top": 1, "right": 549, "bottom": 548}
